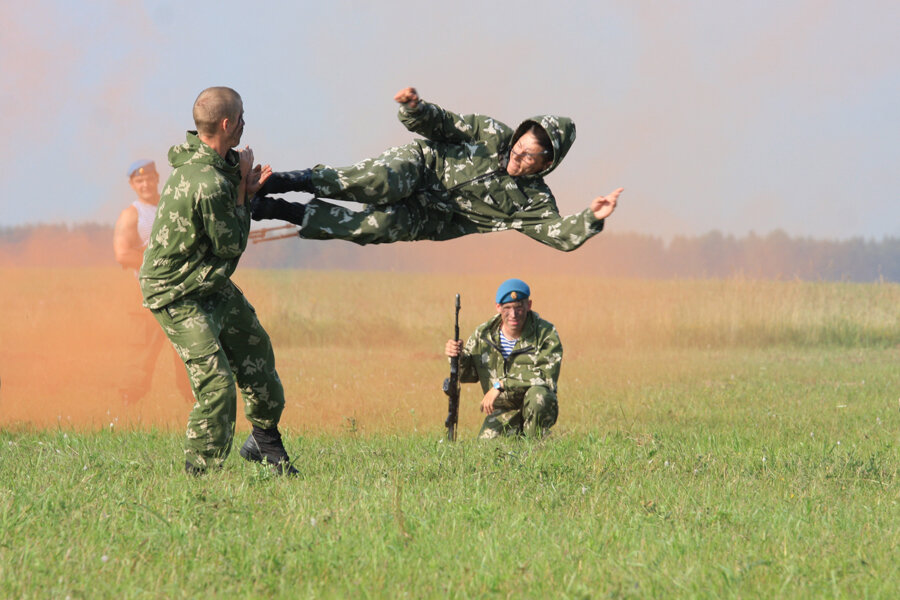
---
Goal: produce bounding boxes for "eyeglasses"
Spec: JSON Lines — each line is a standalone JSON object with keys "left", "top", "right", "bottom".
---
{"left": 510, "top": 148, "right": 549, "bottom": 166}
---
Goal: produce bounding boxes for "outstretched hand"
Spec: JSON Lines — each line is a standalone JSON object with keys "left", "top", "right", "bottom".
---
{"left": 246, "top": 164, "right": 272, "bottom": 197}
{"left": 591, "top": 187, "right": 624, "bottom": 221}
{"left": 394, "top": 87, "right": 419, "bottom": 109}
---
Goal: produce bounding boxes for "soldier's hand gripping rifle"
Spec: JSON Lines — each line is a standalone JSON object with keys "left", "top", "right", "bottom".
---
{"left": 442, "top": 294, "right": 461, "bottom": 441}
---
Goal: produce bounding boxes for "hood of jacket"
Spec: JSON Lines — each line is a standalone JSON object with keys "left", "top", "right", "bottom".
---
{"left": 168, "top": 130, "right": 241, "bottom": 182}
{"left": 511, "top": 115, "right": 576, "bottom": 177}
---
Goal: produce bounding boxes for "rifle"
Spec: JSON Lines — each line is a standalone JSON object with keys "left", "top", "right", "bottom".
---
{"left": 248, "top": 224, "right": 300, "bottom": 244}
{"left": 442, "top": 294, "right": 461, "bottom": 441}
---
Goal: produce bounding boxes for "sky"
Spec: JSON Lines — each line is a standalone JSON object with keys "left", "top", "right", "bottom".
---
{"left": 1, "top": 0, "right": 897, "bottom": 241}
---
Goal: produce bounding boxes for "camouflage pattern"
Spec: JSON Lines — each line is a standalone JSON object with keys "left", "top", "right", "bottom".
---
{"left": 299, "top": 100, "right": 605, "bottom": 252}
{"left": 150, "top": 283, "right": 284, "bottom": 469}
{"left": 458, "top": 311, "right": 562, "bottom": 438}
{"left": 139, "top": 131, "right": 283, "bottom": 469}
{"left": 140, "top": 131, "right": 249, "bottom": 310}
{"left": 478, "top": 386, "right": 558, "bottom": 439}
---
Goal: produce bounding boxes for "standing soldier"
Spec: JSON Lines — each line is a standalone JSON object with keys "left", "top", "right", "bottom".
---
{"left": 113, "top": 159, "right": 193, "bottom": 405}
{"left": 445, "top": 279, "right": 562, "bottom": 439}
{"left": 140, "top": 86, "right": 296, "bottom": 475}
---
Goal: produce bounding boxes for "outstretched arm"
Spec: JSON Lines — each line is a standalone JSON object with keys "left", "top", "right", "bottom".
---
{"left": 511, "top": 188, "right": 623, "bottom": 252}
{"left": 395, "top": 86, "right": 511, "bottom": 145}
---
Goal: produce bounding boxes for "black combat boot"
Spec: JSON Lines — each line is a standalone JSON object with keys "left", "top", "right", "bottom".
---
{"left": 259, "top": 169, "right": 315, "bottom": 195}
{"left": 249, "top": 195, "right": 306, "bottom": 225}
{"left": 240, "top": 426, "right": 299, "bottom": 476}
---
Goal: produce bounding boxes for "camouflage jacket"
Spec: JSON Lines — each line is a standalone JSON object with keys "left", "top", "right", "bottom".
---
{"left": 399, "top": 101, "right": 604, "bottom": 252}
{"left": 458, "top": 311, "right": 563, "bottom": 409}
{"left": 140, "top": 131, "right": 249, "bottom": 309}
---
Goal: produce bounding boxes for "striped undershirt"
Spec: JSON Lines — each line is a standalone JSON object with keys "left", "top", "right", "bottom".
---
{"left": 499, "top": 330, "right": 518, "bottom": 358}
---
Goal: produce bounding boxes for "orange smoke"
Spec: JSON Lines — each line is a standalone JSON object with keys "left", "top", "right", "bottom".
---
{"left": 0, "top": 267, "right": 193, "bottom": 431}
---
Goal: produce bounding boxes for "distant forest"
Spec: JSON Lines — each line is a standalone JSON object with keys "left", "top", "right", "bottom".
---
{"left": 1, "top": 223, "right": 898, "bottom": 282}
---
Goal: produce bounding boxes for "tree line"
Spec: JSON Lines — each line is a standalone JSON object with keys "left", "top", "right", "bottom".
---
{"left": 1, "top": 223, "right": 897, "bottom": 282}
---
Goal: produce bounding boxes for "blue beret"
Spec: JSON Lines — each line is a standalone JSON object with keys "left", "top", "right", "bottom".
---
{"left": 127, "top": 159, "right": 155, "bottom": 178}
{"left": 496, "top": 278, "right": 531, "bottom": 304}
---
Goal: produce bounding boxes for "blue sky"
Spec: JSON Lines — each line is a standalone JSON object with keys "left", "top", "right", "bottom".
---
{"left": 1, "top": 0, "right": 897, "bottom": 240}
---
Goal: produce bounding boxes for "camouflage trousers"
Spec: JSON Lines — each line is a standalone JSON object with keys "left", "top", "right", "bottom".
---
{"left": 478, "top": 386, "right": 559, "bottom": 439}
{"left": 150, "top": 282, "right": 285, "bottom": 470}
{"left": 300, "top": 142, "right": 473, "bottom": 244}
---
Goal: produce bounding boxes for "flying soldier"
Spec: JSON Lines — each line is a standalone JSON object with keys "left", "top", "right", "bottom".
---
{"left": 250, "top": 87, "right": 621, "bottom": 251}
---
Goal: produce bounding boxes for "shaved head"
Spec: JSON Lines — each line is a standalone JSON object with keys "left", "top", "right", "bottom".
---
{"left": 192, "top": 87, "right": 242, "bottom": 135}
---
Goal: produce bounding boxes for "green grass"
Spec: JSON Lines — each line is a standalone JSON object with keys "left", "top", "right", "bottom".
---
{"left": 2, "top": 346, "right": 897, "bottom": 598}
{"left": 1, "top": 272, "right": 899, "bottom": 598}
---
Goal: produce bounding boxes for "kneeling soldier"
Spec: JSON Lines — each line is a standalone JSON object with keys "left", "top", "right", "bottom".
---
{"left": 445, "top": 279, "right": 561, "bottom": 439}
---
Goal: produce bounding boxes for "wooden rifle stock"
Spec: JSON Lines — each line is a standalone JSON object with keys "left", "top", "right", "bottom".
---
{"left": 248, "top": 224, "right": 300, "bottom": 244}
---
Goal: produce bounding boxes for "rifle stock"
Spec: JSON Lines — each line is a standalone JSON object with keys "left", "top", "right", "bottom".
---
{"left": 248, "top": 224, "right": 300, "bottom": 244}
{"left": 442, "top": 294, "right": 461, "bottom": 441}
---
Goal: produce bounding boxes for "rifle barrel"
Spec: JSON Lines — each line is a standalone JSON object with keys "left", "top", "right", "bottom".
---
{"left": 445, "top": 293, "right": 461, "bottom": 442}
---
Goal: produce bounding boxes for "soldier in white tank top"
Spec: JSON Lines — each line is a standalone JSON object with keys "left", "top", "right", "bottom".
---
{"left": 132, "top": 198, "right": 157, "bottom": 247}
{"left": 113, "top": 159, "right": 194, "bottom": 405}
{"left": 114, "top": 160, "right": 161, "bottom": 273}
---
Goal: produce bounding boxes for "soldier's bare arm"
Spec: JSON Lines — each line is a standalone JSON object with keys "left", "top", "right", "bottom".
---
{"left": 113, "top": 205, "right": 145, "bottom": 270}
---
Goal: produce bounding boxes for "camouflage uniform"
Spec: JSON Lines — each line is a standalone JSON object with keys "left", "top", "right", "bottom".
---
{"left": 140, "top": 131, "right": 285, "bottom": 470}
{"left": 300, "top": 100, "right": 605, "bottom": 252}
{"left": 458, "top": 311, "right": 562, "bottom": 438}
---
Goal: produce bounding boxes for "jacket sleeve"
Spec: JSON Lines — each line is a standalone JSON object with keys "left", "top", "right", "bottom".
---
{"left": 512, "top": 185, "right": 605, "bottom": 251}
{"left": 519, "top": 207, "right": 605, "bottom": 252}
{"left": 458, "top": 331, "right": 481, "bottom": 384}
{"left": 398, "top": 100, "right": 509, "bottom": 145}
{"left": 529, "top": 326, "right": 564, "bottom": 392}
{"left": 197, "top": 183, "right": 250, "bottom": 258}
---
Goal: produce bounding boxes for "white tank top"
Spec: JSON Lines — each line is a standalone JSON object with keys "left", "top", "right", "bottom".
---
{"left": 132, "top": 200, "right": 157, "bottom": 246}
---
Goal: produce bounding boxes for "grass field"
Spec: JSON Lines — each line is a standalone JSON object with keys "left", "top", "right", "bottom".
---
{"left": 1, "top": 268, "right": 898, "bottom": 598}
